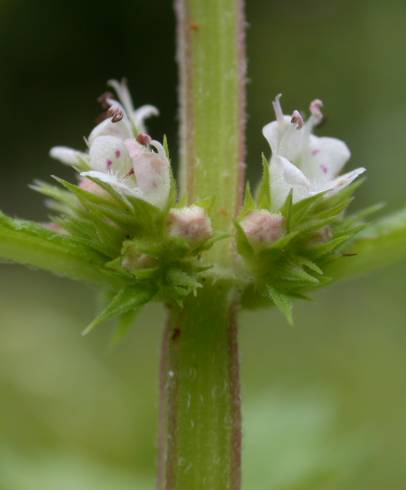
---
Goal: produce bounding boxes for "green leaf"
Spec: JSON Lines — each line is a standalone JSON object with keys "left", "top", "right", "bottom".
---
{"left": 82, "top": 285, "right": 155, "bottom": 335}
{"left": 266, "top": 286, "right": 294, "bottom": 325}
{"left": 0, "top": 212, "right": 126, "bottom": 287}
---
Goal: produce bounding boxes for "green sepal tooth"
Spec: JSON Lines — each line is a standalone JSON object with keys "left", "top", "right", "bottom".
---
{"left": 87, "top": 175, "right": 136, "bottom": 212}
{"left": 289, "top": 192, "right": 326, "bottom": 225}
{"left": 165, "top": 268, "right": 203, "bottom": 299}
{"left": 133, "top": 267, "right": 159, "bottom": 280}
{"left": 281, "top": 267, "right": 319, "bottom": 285}
{"left": 280, "top": 189, "right": 294, "bottom": 231}
{"left": 296, "top": 256, "right": 323, "bottom": 275}
{"left": 268, "top": 230, "right": 299, "bottom": 250}
{"left": 255, "top": 154, "right": 272, "bottom": 209}
{"left": 82, "top": 284, "right": 156, "bottom": 336}
{"left": 163, "top": 134, "right": 170, "bottom": 160}
{"left": 110, "top": 309, "right": 140, "bottom": 346}
{"left": 241, "top": 182, "right": 256, "bottom": 216}
{"left": 52, "top": 176, "right": 136, "bottom": 228}
{"left": 266, "top": 286, "right": 294, "bottom": 325}
{"left": 309, "top": 235, "right": 351, "bottom": 258}
{"left": 234, "top": 221, "right": 254, "bottom": 258}
{"left": 191, "top": 231, "right": 230, "bottom": 255}
{"left": 31, "top": 180, "right": 77, "bottom": 206}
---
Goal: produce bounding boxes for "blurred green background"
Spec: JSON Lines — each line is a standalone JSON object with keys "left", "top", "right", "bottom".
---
{"left": 1, "top": 0, "right": 406, "bottom": 489}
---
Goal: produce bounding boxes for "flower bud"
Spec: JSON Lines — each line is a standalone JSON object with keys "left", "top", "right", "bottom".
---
{"left": 168, "top": 206, "right": 212, "bottom": 246}
{"left": 240, "top": 210, "right": 285, "bottom": 248}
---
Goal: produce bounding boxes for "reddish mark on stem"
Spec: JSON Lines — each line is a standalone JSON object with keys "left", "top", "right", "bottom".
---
{"left": 190, "top": 22, "right": 200, "bottom": 31}
{"left": 311, "top": 149, "right": 320, "bottom": 156}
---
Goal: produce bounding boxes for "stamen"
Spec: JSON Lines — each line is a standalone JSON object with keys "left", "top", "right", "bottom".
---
{"left": 115, "top": 149, "right": 121, "bottom": 158}
{"left": 309, "top": 99, "right": 324, "bottom": 123}
{"left": 291, "top": 110, "right": 304, "bottom": 129}
{"left": 272, "top": 94, "right": 284, "bottom": 124}
{"left": 108, "top": 106, "right": 124, "bottom": 123}
{"left": 136, "top": 132, "right": 152, "bottom": 146}
{"left": 97, "top": 91, "right": 115, "bottom": 110}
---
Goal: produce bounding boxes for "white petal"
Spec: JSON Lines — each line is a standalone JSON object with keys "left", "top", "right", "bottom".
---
{"left": 301, "top": 135, "right": 351, "bottom": 184}
{"left": 317, "top": 167, "right": 366, "bottom": 195}
{"left": 81, "top": 170, "right": 142, "bottom": 198}
{"left": 88, "top": 114, "right": 132, "bottom": 145}
{"left": 263, "top": 117, "right": 307, "bottom": 163}
{"left": 89, "top": 135, "right": 132, "bottom": 175}
{"left": 49, "top": 146, "right": 83, "bottom": 165}
{"left": 134, "top": 105, "right": 159, "bottom": 133}
{"left": 130, "top": 148, "right": 171, "bottom": 209}
{"left": 81, "top": 170, "right": 120, "bottom": 187}
{"left": 270, "top": 155, "right": 311, "bottom": 210}
{"left": 125, "top": 138, "right": 147, "bottom": 160}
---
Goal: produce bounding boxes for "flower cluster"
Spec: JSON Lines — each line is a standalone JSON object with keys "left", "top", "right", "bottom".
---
{"left": 263, "top": 95, "right": 365, "bottom": 211}
{"left": 235, "top": 96, "right": 369, "bottom": 321}
{"left": 2, "top": 82, "right": 370, "bottom": 331}
{"left": 30, "top": 80, "right": 216, "bottom": 333}
{"left": 50, "top": 80, "right": 170, "bottom": 209}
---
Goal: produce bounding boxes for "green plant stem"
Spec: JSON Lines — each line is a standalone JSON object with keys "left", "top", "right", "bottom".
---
{"left": 158, "top": 285, "right": 241, "bottom": 490}
{"left": 176, "top": 0, "right": 246, "bottom": 239}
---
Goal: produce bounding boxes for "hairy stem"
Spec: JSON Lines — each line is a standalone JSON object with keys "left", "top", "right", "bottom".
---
{"left": 161, "top": 0, "right": 246, "bottom": 487}
{"left": 176, "top": 0, "right": 246, "bottom": 236}
{"left": 158, "top": 285, "right": 241, "bottom": 490}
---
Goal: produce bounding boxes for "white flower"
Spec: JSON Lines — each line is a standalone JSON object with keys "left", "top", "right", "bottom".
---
{"left": 168, "top": 205, "right": 213, "bottom": 245}
{"left": 262, "top": 95, "right": 366, "bottom": 210}
{"left": 50, "top": 80, "right": 170, "bottom": 209}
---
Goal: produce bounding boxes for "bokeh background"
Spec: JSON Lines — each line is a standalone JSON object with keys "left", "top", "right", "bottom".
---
{"left": 1, "top": 0, "right": 406, "bottom": 488}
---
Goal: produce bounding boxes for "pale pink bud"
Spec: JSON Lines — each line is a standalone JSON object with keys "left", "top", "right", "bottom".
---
{"left": 241, "top": 210, "right": 285, "bottom": 248}
{"left": 168, "top": 206, "right": 212, "bottom": 245}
